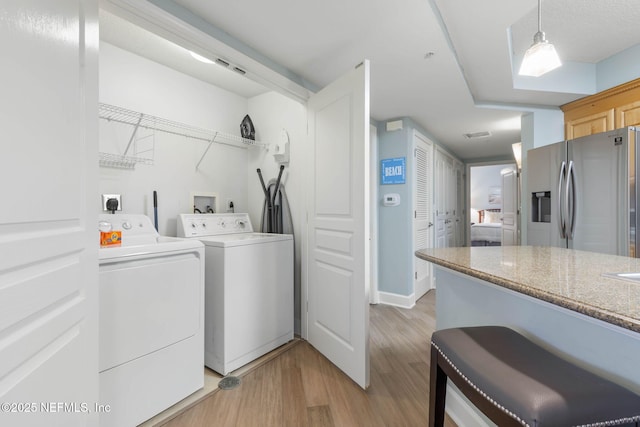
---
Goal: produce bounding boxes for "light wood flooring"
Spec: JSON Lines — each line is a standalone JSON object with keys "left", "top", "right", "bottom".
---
{"left": 160, "top": 290, "right": 455, "bottom": 426}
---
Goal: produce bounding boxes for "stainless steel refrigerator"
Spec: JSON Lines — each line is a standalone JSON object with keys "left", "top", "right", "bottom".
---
{"left": 527, "top": 126, "right": 639, "bottom": 257}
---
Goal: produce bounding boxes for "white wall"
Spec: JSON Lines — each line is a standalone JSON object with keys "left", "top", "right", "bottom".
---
{"left": 247, "top": 92, "right": 306, "bottom": 334}
{"left": 99, "top": 42, "right": 251, "bottom": 236}
{"left": 100, "top": 42, "right": 307, "bottom": 334}
{"left": 469, "top": 164, "right": 510, "bottom": 211}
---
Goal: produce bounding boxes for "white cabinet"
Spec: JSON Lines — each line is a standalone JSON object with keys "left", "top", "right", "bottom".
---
{"left": 501, "top": 169, "right": 518, "bottom": 246}
{"left": 454, "top": 160, "right": 465, "bottom": 246}
{"left": 435, "top": 149, "right": 462, "bottom": 248}
{"left": 435, "top": 217, "right": 446, "bottom": 248}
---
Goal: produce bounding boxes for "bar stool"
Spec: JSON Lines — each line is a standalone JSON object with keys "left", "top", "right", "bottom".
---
{"left": 429, "top": 326, "right": 640, "bottom": 427}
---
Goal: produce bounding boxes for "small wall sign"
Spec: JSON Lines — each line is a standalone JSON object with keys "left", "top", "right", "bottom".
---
{"left": 381, "top": 157, "right": 406, "bottom": 185}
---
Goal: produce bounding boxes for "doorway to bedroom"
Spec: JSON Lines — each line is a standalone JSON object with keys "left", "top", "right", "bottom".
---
{"left": 467, "top": 162, "right": 518, "bottom": 247}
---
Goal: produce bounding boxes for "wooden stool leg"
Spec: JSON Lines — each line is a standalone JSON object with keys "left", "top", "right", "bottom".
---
{"left": 429, "top": 345, "right": 447, "bottom": 427}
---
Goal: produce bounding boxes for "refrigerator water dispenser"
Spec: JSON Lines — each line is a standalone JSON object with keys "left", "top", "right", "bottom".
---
{"left": 531, "top": 191, "right": 551, "bottom": 223}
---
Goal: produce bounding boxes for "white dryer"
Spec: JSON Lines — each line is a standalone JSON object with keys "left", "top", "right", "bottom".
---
{"left": 177, "top": 213, "right": 293, "bottom": 375}
{"left": 98, "top": 214, "right": 204, "bottom": 427}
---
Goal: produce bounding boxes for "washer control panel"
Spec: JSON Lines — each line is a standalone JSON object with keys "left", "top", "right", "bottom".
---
{"left": 177, "top": 213, "right": 254, "bottom": 237}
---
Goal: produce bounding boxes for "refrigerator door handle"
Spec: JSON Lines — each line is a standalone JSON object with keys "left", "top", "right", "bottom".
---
{"left": 558, "top": 161, "right": 567, "bottom": 238}
{"left": 566, "top": 160, "right": 577, "bottom": 239}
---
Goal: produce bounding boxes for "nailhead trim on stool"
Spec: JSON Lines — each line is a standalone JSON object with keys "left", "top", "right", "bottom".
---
{"left": 431, "top": 332, "right": 640, "bottom": 427}
{"left": 432, "top": 341, "right": 529, "bottom": 426}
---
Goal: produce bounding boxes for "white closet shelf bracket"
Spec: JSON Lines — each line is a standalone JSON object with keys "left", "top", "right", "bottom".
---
{"left": 123, "top": 114, "right": 143, "bottom": 157}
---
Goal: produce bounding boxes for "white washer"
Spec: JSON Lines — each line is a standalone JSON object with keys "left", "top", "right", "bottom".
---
{"left": 98, "top": 214, "right": 204, "bottom": 427}
{"left": 177, "top": 213, "right": 293, "bottom": 375}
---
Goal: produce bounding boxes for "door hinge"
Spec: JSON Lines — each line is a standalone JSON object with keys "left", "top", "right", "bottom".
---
{"left": 415, "top": 272, "right": 418, "bottom": 280}
{"left": 414, "top": 210, "right": 417, "bottom": 218}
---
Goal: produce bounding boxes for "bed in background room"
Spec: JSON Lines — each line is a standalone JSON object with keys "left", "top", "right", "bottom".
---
{"left": 470, "top": 208, "right": 502, "bottom": 246}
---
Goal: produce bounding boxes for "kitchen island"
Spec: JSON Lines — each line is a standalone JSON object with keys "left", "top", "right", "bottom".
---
{"left": 415, "top": 246, "right": 640, "bottom": 426}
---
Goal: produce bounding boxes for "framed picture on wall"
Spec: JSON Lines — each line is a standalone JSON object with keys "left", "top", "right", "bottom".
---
{"left": 381, "top": 157, "right": 406, "bottom": 185}
{"left": 488, "top": 186, "right": 501, "bottom": 204}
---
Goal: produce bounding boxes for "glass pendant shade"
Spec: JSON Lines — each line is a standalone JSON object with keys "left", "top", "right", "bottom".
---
{"left": 519, "top": 0, "right": 561, "bottom": 78}
{"left": 519, "top": 31, "right": 561, "bottom": 77}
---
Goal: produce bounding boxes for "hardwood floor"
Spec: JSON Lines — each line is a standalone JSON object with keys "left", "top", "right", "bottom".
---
{"left": 161, "top": 290, "right": 456, "bottom": 426}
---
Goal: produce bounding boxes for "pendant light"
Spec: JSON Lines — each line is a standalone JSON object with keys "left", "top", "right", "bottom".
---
{"left": 519, "top": 0, "right": 561, "bottom": 77}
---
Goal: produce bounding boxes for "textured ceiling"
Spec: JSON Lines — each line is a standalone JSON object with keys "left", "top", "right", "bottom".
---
{"left": 510, "top": 0, "right": 640, "bottom": 63}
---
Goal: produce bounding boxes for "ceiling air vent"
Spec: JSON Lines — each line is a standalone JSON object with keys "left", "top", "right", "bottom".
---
{"left": 463, "top": 131, "right": 491, "bottom": 139}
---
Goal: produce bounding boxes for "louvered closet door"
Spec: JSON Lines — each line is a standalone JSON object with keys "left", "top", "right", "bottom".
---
{"left": 413, "top": 131, "right": 434, "bottom": 299}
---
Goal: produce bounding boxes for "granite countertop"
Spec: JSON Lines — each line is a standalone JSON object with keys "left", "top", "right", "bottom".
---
{"left": 415, "top": 246, "right": 640, "bottom": 333}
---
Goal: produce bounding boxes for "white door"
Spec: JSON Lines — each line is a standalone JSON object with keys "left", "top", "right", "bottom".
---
{"left": 455, "top": 163, "right": 464, "bottom": 246}
{"left": 369, "top": 124, "right": 379, "bottom": 304}
{"left": 502, "top": 169, "right": 518, "bottom": 246}
{"left": 413, "top": 132, "right": 434, "bottom": 298}
{"left": 0, "top": 2, "right": 99, "bottom": 427}
{"left": 446, "top": 157, "right": 455, "bottom": 219}
{"left": 306, "top": 61, "right": 370, "bottom": 389}
{"left": 435, "top": 149, "right": 455, "bottom": 248}
{"left": 434, "top": 151, "right": 447, "bottom": 247}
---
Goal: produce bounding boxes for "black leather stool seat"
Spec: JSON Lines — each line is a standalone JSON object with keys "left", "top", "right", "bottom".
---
{"left": 429, "top": 326, "right": 640, "bottom": 427}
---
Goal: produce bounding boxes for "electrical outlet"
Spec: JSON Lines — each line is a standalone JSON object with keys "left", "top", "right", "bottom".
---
{"left": 102, "top": 194, "right": 122, "bottom": 211}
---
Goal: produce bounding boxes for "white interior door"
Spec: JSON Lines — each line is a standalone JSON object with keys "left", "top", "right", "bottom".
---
{"left": 434, "top": 151, "right": 446, "bottom": 248}
{"left": 0, "top": 2, "right": 99, "bottom": 426}
{"left": 502, "top": 169, "right": 518, "bottom": 246}
{"left": 369, "top": 124, "right": 379, "bottom": 304}
{"left": 413, "top": 132, "right": 434, "bottom": 298}
{"left": 305, "top": 61, "right": 370, "bottom": 389}
{"left": 455, "top": 163, "right": 464, "bottom": 246}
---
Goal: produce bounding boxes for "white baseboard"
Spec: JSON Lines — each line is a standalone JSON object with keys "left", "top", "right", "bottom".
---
{"left": 376, "top": 291, "right": 415, "bottom": 309}
{"left": 446, "top": 383, "right": 494, "bottom": 427}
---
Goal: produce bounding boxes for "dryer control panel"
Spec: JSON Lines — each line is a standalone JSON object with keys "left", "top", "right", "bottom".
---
{"left": 98, "top": 214, "right": 160, "bottom": 247}
{"left": 98, "top": 214, "right": 158, "bottom": 237}
{"left": 177, "top": 213, "right": 254, "bottom": 237}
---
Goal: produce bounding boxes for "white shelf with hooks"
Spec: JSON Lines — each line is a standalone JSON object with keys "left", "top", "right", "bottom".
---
{"left": 98, "top": 103, "right": 267, "bottom": 169}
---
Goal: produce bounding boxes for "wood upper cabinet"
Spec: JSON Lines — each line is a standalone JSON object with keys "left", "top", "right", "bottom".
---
{"left": 561, "top": 78, "right": 640, "bottom": 139}
{"left": 565, "top": 110, "right": 613, "bottom": 139}
{"left": 616, "top": 99, "right": 640, "bottom": 127}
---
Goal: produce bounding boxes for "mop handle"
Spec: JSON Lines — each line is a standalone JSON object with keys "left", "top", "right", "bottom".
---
{"left": 153, "top": 190, "right": 158, "bottom": 231}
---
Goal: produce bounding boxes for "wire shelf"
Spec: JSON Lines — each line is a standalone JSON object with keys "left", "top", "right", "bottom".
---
{"left": 99, "top": 152, "right": 154, "bottom": 169}
{"left": 99, "top": 103, "right": 267, "bottom": 148}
